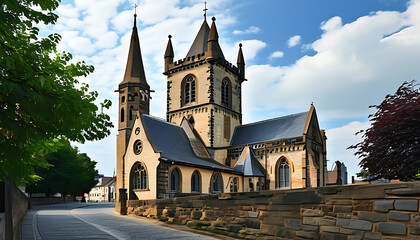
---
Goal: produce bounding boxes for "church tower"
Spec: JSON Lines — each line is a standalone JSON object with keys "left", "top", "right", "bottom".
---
{"left": 164, "top": 16, "right": 245, "bottom": 158}
{"left": 116, "top": 13, "right": 150, "bottom": 210}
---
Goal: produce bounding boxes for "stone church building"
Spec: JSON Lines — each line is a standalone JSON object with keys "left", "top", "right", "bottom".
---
{"left": 115, "top": 13, "right": 327, "bottom": 211}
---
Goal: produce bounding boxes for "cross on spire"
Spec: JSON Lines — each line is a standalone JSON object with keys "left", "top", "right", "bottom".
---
{"left": 203, "top": 1, "right": 208, "bottom": 20}
{"left": 134, "top": 3, "right": 138, "bottom": 17}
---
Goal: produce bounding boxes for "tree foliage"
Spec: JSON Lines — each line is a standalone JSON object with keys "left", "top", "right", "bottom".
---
{"left": 349, "top": 80, "right": 420, "bottom": 181}
{"left": 0, "top": 0, "right": 113, "bottom": 184}
{"left": 26, "top": 139, "right": 99, "bottom": 197}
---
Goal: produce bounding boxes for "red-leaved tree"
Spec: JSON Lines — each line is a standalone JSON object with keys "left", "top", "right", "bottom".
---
{"left": 349, "top": 80, "right": 420, "bottom": 181}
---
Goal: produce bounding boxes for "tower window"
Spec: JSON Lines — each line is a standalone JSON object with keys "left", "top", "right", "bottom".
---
{"left": 129, "top": 106, "right": 134, "bottom": 121}
{"left": 221, "top": 78, "right": 231, "bottom": 108}
{"left": 121, "top": 96, "right": 126, "bottom": 103}
{"left": 224, "top": 116, "right": 230, "bottom": 139}
{"left": 121, "top": 108, "right": 125, "bottom": 122}
{"left": 182, "top": 75, "right": 196, "bottom": 106}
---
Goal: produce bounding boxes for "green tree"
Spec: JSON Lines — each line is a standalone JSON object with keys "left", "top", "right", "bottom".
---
{"left": 26, "top": 139, "right": 99, "bottom": 197}
{"left": 349, "top": 80, "right": 420, "bottom": 181}
{"left": 0, "top": 0, "right": 113, "bottom": 184}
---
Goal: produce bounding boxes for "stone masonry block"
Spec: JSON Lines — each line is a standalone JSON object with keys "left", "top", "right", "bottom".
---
{"left": 320, "top": 232, "right": 347, "bottom": 240}
{"left": 409, "top": 224, "right": 420, "bottom": 235}
{"left": 320, "top": 217, "right": 336, "bottom": 226}
{"left": 275, "top": 226, "right": 291, "bottom": 238}
{"left": 336, "top": 218, "right": 372, "bottom": 231}
{"left": 374, "top": 200, "right": 394, "bottom": 212}
{"left": 296, "top": 230, "right": 320, "bottom": 240}
{"left": 377, "top": 222, "right": 407, "bottom": 235}
{"left": 244, "top": 218, "right": 260, "bottom": 229}
{"left": 339, "top": 228, "right": 362, "bottom": 235}
{"left": 260, "top": 223, "right": 277, "bottom": 235}
{"left": 248, "top": 211, "right": 259, "bottom": 218}
{"left": 389, "top": 212, "right": 410, "bottom": 221}
{"left": 359, "top": 212, "right": 387, "bottom": 222}
{"left": 285, "top": 219, "right": 301, "bottom": 230}
{"left": 303, "top": 217, "right": 321, "bottom": 225}
{"left": 302, "top": 209, "right": 324, "bottom": 217}
{"left": 364, "top": 233, "right": 381, "bottom": 240}
{"left": 191, "top": 211, "right": 202, "bottom": 220}
{"left": 302, "top": 225, "right": 319, "bottom": 231}
{"left": 394, "top": 199, "right": 419, "bottom": 212}
{"left": 353, "top": 200, "right": 373, "bottom": 211}
{"left": 333, "top": 206, "right": 352, "bottom": 213}
{"left": 320, "top": 226, "right": 340, "bottom": 233}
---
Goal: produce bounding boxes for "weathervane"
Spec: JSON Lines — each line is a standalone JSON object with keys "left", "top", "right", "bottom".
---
{"left": 134, "top": 3, "right": 138, "bottom": 16}
{"left": 203, "top": 1, "right": 208, "bottom": 20}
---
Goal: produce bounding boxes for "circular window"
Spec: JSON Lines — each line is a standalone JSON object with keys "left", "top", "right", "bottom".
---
{"left": 135, "top": 127, "right": 141, "bottom": 135}
{"left": 133, "top": 140, "right": 143, "bottom": 155}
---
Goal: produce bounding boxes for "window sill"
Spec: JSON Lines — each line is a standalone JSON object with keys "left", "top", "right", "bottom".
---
{"left": 133, "top": 188, "right": 150, "bottom": 192}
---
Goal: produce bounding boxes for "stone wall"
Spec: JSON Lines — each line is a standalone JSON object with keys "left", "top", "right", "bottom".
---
{"left": 127, "top": 182, "right": 420, "bottom": 239}
{"left": 1, "top": 176, "right": 29, "bottom": 240}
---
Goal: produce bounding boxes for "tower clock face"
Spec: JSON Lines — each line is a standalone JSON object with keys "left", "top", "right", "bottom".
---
{"left": 133, "top": 140, "right": 143, "bottom": 155}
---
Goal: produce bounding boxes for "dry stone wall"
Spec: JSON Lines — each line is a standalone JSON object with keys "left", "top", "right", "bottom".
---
{"left": 127, "top": 182, "right": 420, "bottom": 239}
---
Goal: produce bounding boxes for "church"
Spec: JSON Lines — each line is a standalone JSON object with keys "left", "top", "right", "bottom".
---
{"left": 115, "top": 11, "right": 327, "bottom": 209}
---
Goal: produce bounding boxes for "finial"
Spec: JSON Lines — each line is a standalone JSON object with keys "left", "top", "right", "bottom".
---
{"left": 203, "top": 1, "right": 208, "bottom": 20}
{"left": 134, "top": 4, "right": 138, "bottom": 27}
{"left": 239, "top": 43, "right": 242, "bottom": 48}
{"left": 168, "top": 34, "right": 172, "bottom": 39}
{"left": 212, "top": 16, "right": 216, "bottom": 22}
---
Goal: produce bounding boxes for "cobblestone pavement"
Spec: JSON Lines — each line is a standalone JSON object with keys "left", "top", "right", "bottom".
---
{"left": 22, "top": 202, "right": 216, "bottom": 240}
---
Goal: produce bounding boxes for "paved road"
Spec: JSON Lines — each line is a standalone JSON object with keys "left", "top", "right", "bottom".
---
{"left": 22, "top": 203, "right": 216, "bottom": 240}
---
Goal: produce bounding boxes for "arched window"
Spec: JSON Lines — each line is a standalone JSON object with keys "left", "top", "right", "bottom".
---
{"left": 121, "top": 108, "right": 125, "bottom": 122}
{"left": 221, "top": 78, "right": 231, "bottom": 108}
{"left": 170, "top": 168, "right": 181, "bottom": 192}
{"left": 132, "top": 163, "right": 147, "bottom": 189}
{"left": 129, "top": 106, "right": 133, "bottom": 121}
{"left": 230, "top": 177, "right": 238, "bottom": 192}
{"left": 211, "top": 172, "right": 223, "bottom": 193}
{"left": 191, "top": 171, "right": 200, "bottom": 193}
{"left": 183, "top": 75, "right": 196, "bottom": 106}
{"left": 278, "top": 158, "right": 290, "bottom": 188}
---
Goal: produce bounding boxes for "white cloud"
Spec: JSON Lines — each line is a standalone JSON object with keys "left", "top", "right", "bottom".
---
{"left": 221, "top": 40, "right": 267, "bottom": 64}
{"left": 269, "top": 51, "right": 284, "bottom": 59}
{"left": 244, "top": 0, "right": 420, "bottom": 120}
{"left": 233, "top": 26, "right": 261, "bottom": 35}
{"left": 320, "top": 16, "right": 342, "bottom": 32}
{"left": 287, "top": 35, "right": 301, "bottom": 47}
{"left": 327, "top": 121, "right": 371, "bottom": 180}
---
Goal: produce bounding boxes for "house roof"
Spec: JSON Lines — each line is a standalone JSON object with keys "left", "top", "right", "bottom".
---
{"left": 234, "top": 146, "right": 265, "bottom": 177}
{"left": 142, "top": 114, "right": 240, "bottom": 173}
{"left": 230, "top": 111, "right": 309, "bottom": 146}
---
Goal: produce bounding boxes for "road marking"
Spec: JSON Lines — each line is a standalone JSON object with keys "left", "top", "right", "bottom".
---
{"left": 70, "top": 209, "right": 126, "bottom": 240}
{"left": 32, "top": 211, "right": 42, "bottom": 240}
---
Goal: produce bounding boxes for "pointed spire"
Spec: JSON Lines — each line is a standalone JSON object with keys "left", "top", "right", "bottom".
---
{"left": 164, "top": 35, "right": 174, "bottom": 72}
{"left": 237, "top": 43, "right": 245, "bottom": 77}
{"left": 207, "top": 17, "right": 225, "bottom": 60}
{"left": 208, "top": 17, "right": 219, "bottom": 42}
{"left": 120, "top": 13, "right": 148, "bottom": 86}
{"left": 186, "top": 20, "right": 210, "bottom": 58}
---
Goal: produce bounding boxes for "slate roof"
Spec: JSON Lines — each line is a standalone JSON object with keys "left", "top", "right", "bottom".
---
{"left": 142, "top": 114, "right": 240, "bottom": 173}
{"left": 234, "top": 146, "right": 265, "bottom": 177}
{"left": 230, "top": 111, "right": 309, "bottom": 146}
{"left": 186, "top": 21, "right": 210, "bottom": 58}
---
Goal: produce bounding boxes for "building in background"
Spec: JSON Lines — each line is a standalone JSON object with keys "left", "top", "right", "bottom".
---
{"left": 87, "top": 177, "right": 116, "bottom": 202}
{"left": 327, "top": 161, "right": 348, "bottom": 185}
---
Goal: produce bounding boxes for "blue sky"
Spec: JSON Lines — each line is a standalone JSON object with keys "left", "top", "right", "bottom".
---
{"left": 42, "top": 0, "right": 420, "bottom": 182}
